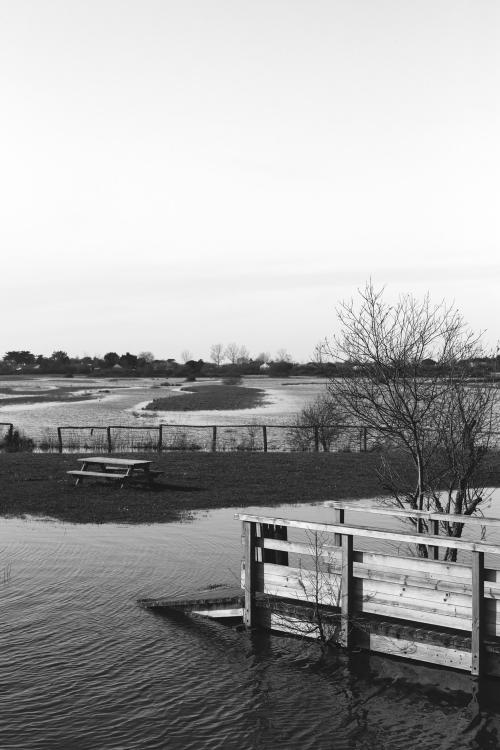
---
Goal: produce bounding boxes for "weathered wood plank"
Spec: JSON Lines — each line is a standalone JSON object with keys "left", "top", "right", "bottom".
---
{"left": 326, "top": 502, "right": 500, "bottom": 528}
{"left": 243, "top": 521, "right": 256, "bottom": 627}
{"left": 472, "top": 550, "right": 485, "bottom": 676}
{"left": 235, "top": 514, "right": 500, "bottom": 554}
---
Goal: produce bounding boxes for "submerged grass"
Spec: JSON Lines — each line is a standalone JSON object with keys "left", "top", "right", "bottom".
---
{"left": 2, "top": 451, "right": 500, "bottom": 525}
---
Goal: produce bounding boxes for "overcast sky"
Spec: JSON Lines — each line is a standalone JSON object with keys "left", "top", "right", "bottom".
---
{"left": 1, "top": 0, "right": 498, "bottom": 362}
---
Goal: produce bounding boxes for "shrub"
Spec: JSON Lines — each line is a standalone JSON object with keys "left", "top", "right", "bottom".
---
{"left": 288, "top": 394, "right": 341, "bottom": 452}
{"left": 1, "top": 428, "right": 35, "bottom": 452}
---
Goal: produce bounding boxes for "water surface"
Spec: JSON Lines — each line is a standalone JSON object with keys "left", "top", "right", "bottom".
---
{"left": 3, "top": 501, "right": 500, "bottom": 749}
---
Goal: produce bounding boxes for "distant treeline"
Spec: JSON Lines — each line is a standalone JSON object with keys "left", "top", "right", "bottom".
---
{"left": 2, "top": 349, "right": 500, "bottom": 380}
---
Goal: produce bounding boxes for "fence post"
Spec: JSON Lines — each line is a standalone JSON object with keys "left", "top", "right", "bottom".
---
{"left": 211, "top": 426, "right": 217, "bottom": 452}
{"left": 262, "top": 425, "right": 268, "bottom": 453}
{"left": 471, "top": 550, "right": 485, "bottom": 677}
{"left": 243, "top": 521, "right": 257, "bottom": 628}
{"left": 260, "top": 523, "right": 288, "bottom": 565}
{"left": 314, "top": 426, "right": 319, "bottom": 452}
{"left": 429, "top": 518, "right": 439, "bottom": 560}
{"left": 341, "top": 533, "right": 354, "bottom": 648}
{"left": 57, "top": 427, "right": 63, "bottom": 454}
{"left": 333, "top": 507, "right": 344, "bottom": 547}
{"left": 158, "top": 425, "right": 163, "bottom": 453}
{"left": 362, "top": 427, "right": 367, "bottom": 452}
{"left": 107, "top": 426, "right": 112, "bottom": 453}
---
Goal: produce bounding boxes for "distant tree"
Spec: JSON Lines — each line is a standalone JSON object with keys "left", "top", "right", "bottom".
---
{"left": 276, "top": 348, "right": 292, "bottom": 363}
{"left": 3, "top": 350, "right": 35, "bottom": 366}
{"left": 103, "top": 352, "right": 120, "bottom": 367}
{"left": 255, "top": 352, "right": 271, "bottom": 364}
{"left": 138, "top": 351, "right": 155, "bottom": 364}
{"left": 50, "top": 350, "right": 69, "bottom": 363}
{"left": 225, "top": 342, "right": 243, "bottom": 365}
{"left": 120, "top": 352, "right": 138, "bottom": 368}
{"left": 236, "top": 345, "right": 250, "bottom": 364}
{"left": 183, "top": 359, "right": 204, "bottom": 381}
{"left": 181, "top": 349, "right": 193, "bottom": 364}
{"left": 210, "top": 343, "right": 225, "bottom": 367}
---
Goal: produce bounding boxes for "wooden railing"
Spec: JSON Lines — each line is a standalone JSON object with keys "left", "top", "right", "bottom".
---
{"left": 235, "top": 511, "right": 500, "bottom": 677}
{"left": 325, "top": 501, "right": 500, "bottom": 561}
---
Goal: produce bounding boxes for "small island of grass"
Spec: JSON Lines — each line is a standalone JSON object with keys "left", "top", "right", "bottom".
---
{"left": 144, "top": 383, "right": 268, "bottom": 412}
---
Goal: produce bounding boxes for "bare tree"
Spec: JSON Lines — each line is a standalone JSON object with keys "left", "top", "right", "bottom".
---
{"left": 275, "top": 348, "right": 292, "bottom": 363}
{"left": 180, "top": 349, "right": 193, "bottom": 364}
{"left": 321, "top": 281, "right": 499, "bottom": 558}
{"left": 138, "top": 351, "right": 155, "bottom": 363}
{"left": 224, "top": 342, "right": 241, "bottom": 365}
{"left": 210, "top": 343, "right": 225, "bottom": 367}
{"left": 289, "top": 394, "right": 342, "bottom": 451}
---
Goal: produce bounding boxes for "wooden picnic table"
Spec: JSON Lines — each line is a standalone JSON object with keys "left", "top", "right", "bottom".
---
{"left": 67, "top": 456, "right": 163, "bottom": 488}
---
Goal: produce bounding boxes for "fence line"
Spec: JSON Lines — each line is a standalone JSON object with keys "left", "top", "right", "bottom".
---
{"left": 6, "top": 422, "right": 500, "bottom": 454}
{"left": 51, "top": 423, "right": 371, "bottom": 454}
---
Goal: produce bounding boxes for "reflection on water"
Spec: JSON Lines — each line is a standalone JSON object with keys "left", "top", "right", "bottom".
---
{"left": 2, "top": 502, "right": 500, "bottom": 749}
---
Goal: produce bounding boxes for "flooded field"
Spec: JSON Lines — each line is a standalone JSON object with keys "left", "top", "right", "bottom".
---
{"left": 0, "top": 375, "right": 352, "bottom": 452}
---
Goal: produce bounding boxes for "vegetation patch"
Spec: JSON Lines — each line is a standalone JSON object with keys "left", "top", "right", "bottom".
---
{"left": 0, "top": 386, "right": 99, "bottom": 406}
{"left": 2, "top": 451, "right": 500, "bottom": 525}
{"left": 144, "top": 384, "right": 268, "bottom": 412}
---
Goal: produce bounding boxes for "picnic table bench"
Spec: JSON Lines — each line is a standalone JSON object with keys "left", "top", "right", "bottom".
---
{"left": 67, "top": 456, "right": 163, "bottom": 488}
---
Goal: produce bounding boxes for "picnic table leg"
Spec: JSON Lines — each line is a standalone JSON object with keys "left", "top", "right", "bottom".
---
{"left": 75, "top": 461, "right": 87, "bottom": 486}
{"left": 121, "top": 467, "right": 134, "bottom": 489}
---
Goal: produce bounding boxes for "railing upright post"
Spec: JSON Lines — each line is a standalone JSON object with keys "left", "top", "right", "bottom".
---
{"left": 158, "top": 425, "right": 163, "bottom": 453}
{"left": 211, "top": 426, "right": 217, "bottom": 452}
{"left": 243, "top": 521, "right": 257, "bottom": 628}
{"left": 57, "top": 427, "right": 63, "bottom": 454}
{"left": 341, "top": 533, "right": 354, "bottom": 648}
{"left": 262, "top": 425, "right": 267, "bottom": 453}
{"left": 471, "top": 550, "right": 485, "bottom": 677}
{"left": 333, "top": 508, "right": 344, "bottom": 547}
{"left": 107, "top": 426, "right": 112, "bottom": 453}
{"left": 430, "top": 518, "right": 439, "bottom": 560}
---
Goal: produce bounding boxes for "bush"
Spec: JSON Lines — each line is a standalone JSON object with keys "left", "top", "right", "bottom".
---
{"left": 288, "top": 394, "right": 341, "bottom": 452}
{"left": 1, "top": 428, "right": 35, "bottom": 452}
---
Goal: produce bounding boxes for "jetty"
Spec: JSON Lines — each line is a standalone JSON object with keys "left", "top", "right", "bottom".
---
{"left": 139, "top": 503, "right": 500, "bottom": 679}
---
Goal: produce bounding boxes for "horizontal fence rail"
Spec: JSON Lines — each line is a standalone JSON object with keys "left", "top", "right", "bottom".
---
{"left": 235, "top": 512, "right": 500, "bottom": 677}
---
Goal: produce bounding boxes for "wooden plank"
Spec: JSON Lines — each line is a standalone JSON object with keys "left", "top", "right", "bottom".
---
{"left": 326, "top": 502, "right": 500, "bottom": 528}
{"left": 359, "top": 598, "right": 472, "bottom": 631}
{"left": 235, "top": 514, "right": 500, "bottom": 554}
{"left": 365, "top": 633, "right": 472, "bottom": 671}
{"left": 78, "top": 456, "right": 152, "bottom": 466}
{"left": 341, "top": 534, "right": 354, "bottom": 647}
{"left": 67, "top": 470, "right": 127, "bottom": 480}
{"left": 192, "top": 608, "right": 244, "bottom": 618}
{"left": 243, "top": 521, "right": 256, "bottom": 627}
{"left": 471, "top": 550, "right": 485, "bottom": 676}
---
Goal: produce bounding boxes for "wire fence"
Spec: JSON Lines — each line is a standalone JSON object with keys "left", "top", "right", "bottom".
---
{"left": 24, "top": 423, "right": 375, "bottom": 454}
{"left": 5, "top": 422, "right": 500, "bottom": 454}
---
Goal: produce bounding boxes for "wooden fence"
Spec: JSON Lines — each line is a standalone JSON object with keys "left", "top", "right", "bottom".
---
{"left": 235, "top": 506, "right": 500, "bottom": 677}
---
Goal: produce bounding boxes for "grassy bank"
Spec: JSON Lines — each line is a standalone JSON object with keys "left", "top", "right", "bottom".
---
{"left": 2, "top": 451, "right": 500, "bottom": 525}
{"left": 145, "top": 383, "right": 268, "bottom": 412}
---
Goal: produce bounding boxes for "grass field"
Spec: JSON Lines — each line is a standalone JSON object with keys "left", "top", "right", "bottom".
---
{"left": 145, "top": 383, "right": 268, "bottom": 412}
{"left": 2, "top": 451, "right": 500, "bottom": 524}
